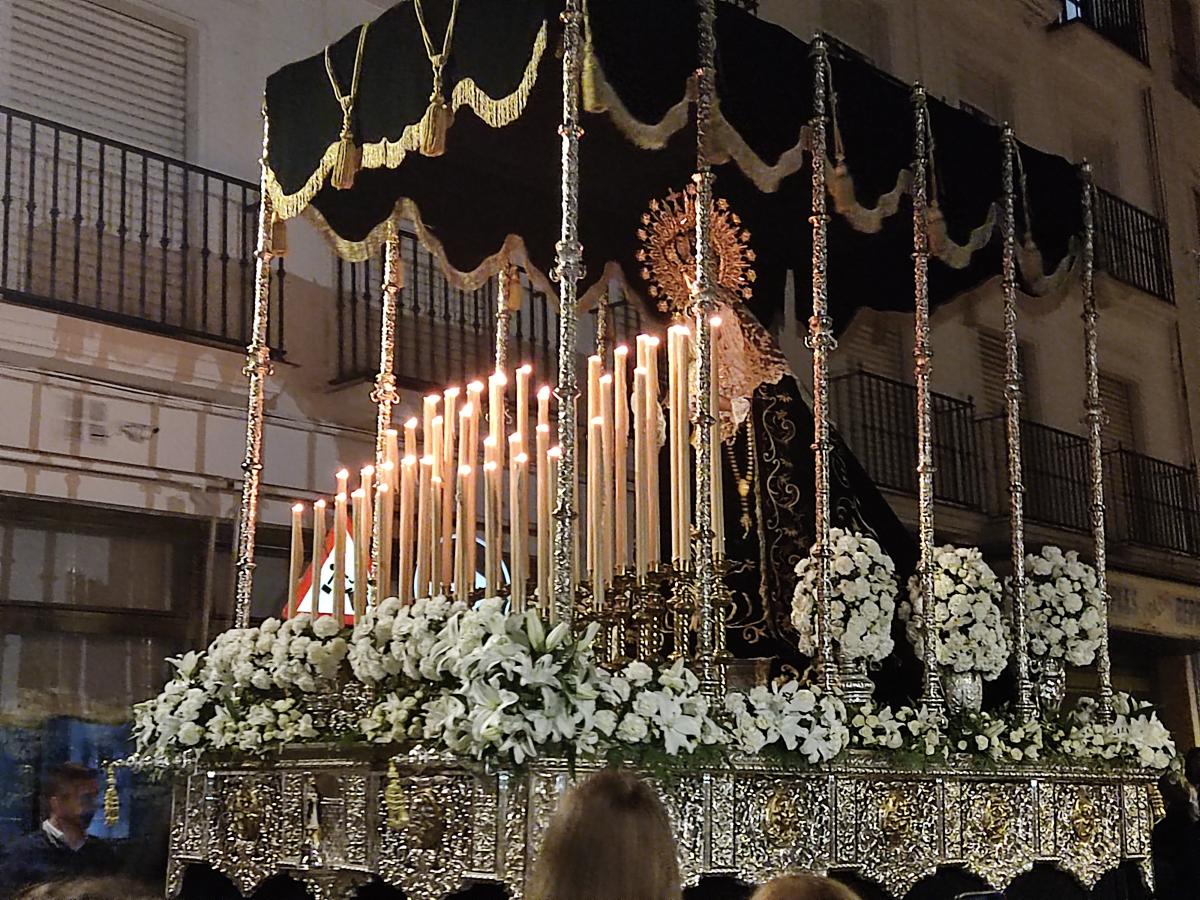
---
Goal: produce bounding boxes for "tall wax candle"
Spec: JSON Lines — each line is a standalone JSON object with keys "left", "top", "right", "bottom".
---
{"left": 510, "top": 450, "right": 529, "bottom": 611}
{"left": 535, "top": 422, "right": 551, "bottom": 609}
{"left": 613, "top": 345, "right": 630, "bottom": 573}
{"left": 455, "top": 464, "right": 473, "bottom": 599}
{"left": 599, "top": 373, "right": 615, "bottom": 586}
{"left": 483, "top": 458, "right": 500, "bottom": 595}
{"left": 398, "top": 457, "right": 416, "bottom": 603}
{"left": 333, "top": 469, "right": 349, "bottom": 614}
{"left": 441, "top": 390, "right": 459, "bottom": 590}
{"left": 515, "top": 364, "right": 532, "bottom": 456}
{"left": 547, "top": 445, "right": 561, "bottom": 619}
{"left": 488, "top": 371, "right": 507, "bottom": 472}
{"left": 377, "top": 482, "right": 394, "bottom": 598}
{"left": 404, "top": 417, "right": 419, "bottom": 462}
{"left": 311, "top": 498, "right": 327, "bottom": 608}
{"left": 415, "top": 457, "right": 433, "bottom": 598}
{"left": 351, "top": 488, "right": 366, "bottom": 620}
{"left": 633, "top": 367, "right": 648, "bottom": 578}
{"left": 288, "top": 503, "right": 304, "bottom": 619}
{"left": 643, "top": 337, "right": 661, "bottom": 566}
{"left": 384, "top": 429, "right": 400, "bottom": 487}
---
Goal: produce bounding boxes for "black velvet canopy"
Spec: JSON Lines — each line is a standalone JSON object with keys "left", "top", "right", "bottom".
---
{"left": 264, "top": 0, "right": 1085, "bottom": 333}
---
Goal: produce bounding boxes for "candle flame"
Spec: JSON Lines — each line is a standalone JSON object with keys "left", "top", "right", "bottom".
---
{"left": 459, "top": 464, "right": 472, "bottom": 476}
{"left": 548, "top": 446, "right": 562, "bottom": 459}
{"left": 336, "top": 492, "right": 347, "bottom": 502}
{"left": 600, "top": 373, "right": 613, "bottom": 384}
{"left": 432, "top": 415, "right": 443, "bottom": 426}
{"left": 536, "top": 423, "right": 550, "bottom": 433}
{"left": 467, "top": 380, "right": 485, "bottom": 393}
{"left": 509, "top": 432, "right": 522, "bottom": 444}
{"left": 361, "top": 465, "right": 375, "bottom": 477}
{"left": 351, "top": 488, "right": 364, "bottom": 498}
{"left": 421, "top": 456, "right": 434, "bottom": 466}
{"left": 615, "top": 344, "right": 629, "bottom": 357}
{"left": 385, "top": 428, "right": 398, "bottom": 437}
{"left": 445, "top": 386, "right": 460, "bottom": 397}
{"left": 336, "top": 468, "right": 350, "bottom": 480}
{"left": 514, "top": 453, "right": 529, "bottom": 464}
{"left": 518, "top": 363, "right": 533, "bottom": 375}
{"left": 314, "top": 499, "right": 327, "bottom": 509}
{"left": 432, "top": 475, "right": 443, "bottom": 486}
{"left": 588, "top": 354, "right": 601, "bottom": 364}
{"left": 537, "top": 385, "right": 552, "bottom": 400}
{"left": 380, "top": 460, "right": 395, "bottom": 472}
{"left": 669, "top": 323, "right": 690, "bottom": 334}
{"left": 460, "top": 403, "right": 474, "bottom": 417}
{"left": 424, "top": 394, "right": 441, "bottom": 405}
{"left": 377, "top": 482, "right": 390, "bottom": 494}
{"left": 647, "top": 335, "right": 660, "bottom": 347}
{"left": 484, "top": 435, "right": 497, "bottom": 447}
{"left": 405, "top": 417, "right": 419, "bottom": 429}
{"left": 710, "top": 314, "right": 722, "bottom": 327}
{"left": 633, "top": 366, "right": 648, "bottom": 375}
{"left": 484, "top": 460, "right": 498, "bottom": 472}
{"left": 591, "top": 416, "right": 604, "bottom": 426}
{"left": 292, "top": 502, "right": 305, "bottom": 513}
{"left": 490, "top": 371, "right": 508, "bottom": 385}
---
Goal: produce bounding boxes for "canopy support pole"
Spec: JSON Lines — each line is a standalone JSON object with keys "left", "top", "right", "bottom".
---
{"left": 552, "top": 0, "right": 585, "bottom": 628}
{"left": 370, "top": 224, "right": 402, "bottom": 605}
{"left": 912, "top": 86, "right": 945, "bottom": 711}
{"left": 1081, "top": 161, "right": 1115, "bottom": 723}
{"left": 1002, "top": 125, "right": 1035, "bottom": 721}
{"left": 808, "top": 39, "right": 838, "bottom": 695}
{"left": 234, "top": 109, "right": 278, "bottom": 628}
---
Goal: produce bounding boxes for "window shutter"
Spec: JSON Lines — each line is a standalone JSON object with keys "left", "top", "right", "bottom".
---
{"left": 835, "top": 317, "right": 904, "bottom": 380}
{"left": 979, "top": 331, "right": 1036, "bottom": 417}
{"left": 1172, "top": 0, "right": 1199, "bottom": 76}
{"left": 2, "top": 0, "right": 187, "bottom": 157}
{"left": 1099, "top": 374, "right": 1137, "bottom": 451}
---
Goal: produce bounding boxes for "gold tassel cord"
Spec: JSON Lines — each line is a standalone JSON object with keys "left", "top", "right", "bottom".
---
{"left": 414, "top": 0, "right": 462, "bottom": 157}
{"left": 103, "top": 762, "right": 120, "bottom": 827}
{"left": 324, "top": 22, "right": 371, "bottom": 191}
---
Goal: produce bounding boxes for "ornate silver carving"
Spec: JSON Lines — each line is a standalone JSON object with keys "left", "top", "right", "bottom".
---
{"left": 943, "top": 669, "right": 984, "bottom": 714}
{"left": 1080, "top": 162, "right": 1114, "bottom": 722}
{"left": 551, "top": 0, "right": 585, "bottom": 628}
{"left": 1001, "top": 125, "right": 1034, "bottom": 719}
{"left": 911, "top": 86, "right": 944, "bottom": 711}
{"left": 808, "top": 39, "right": 838, "bottom": 694}
{"left": 370, "top": 226, "right": 402, "bottom": 603}
{"left": 234, "top": 112, "right": 278, "bottom": 627}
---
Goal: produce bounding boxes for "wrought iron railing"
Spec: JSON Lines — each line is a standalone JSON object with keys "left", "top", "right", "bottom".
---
{"left": 1094, "top": 188, "right": 1174, "bottom": 303}
{"left": 0, "top": 105, "right": 285, "bottom": 351}
{"left": 335, "top": 233, "right": 558, "bottom": 387}
{"left": 1106, "top": 448, "right": 1200, "bottom": 555}
{"left": 831, "top": 369, "right": 983, "bottom": 509}
{"left": 1059, "top": 0, "right": 1149, "bottom": 64}
{"left": 978, "top": 416, "right": 1092, "bottom": 532}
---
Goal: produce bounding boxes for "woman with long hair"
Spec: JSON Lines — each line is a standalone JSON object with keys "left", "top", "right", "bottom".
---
{"left": 528, "top": 769, "right": 681, "bottom": 900}
{"left": 750, "top": 874, "right": 862, "bottom": 900}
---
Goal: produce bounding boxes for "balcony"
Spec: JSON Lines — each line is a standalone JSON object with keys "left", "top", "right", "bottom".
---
{"left": 830, "top": 369, "right": 984, "bottom": 510}
{"left": 336, "top": 244, "right": 646, "bottom": 390}
{"left": 1057, "top": 0, "right": 1149, "bottom": 65}
{"left": 1094, "top": 188, "right": 1174, "bottom": 303}
{"left": 0, "top": 104, "right": 285, "bottom": 352}
{"left": 1106, "top": 449, "right": 1200, "bottom": 555}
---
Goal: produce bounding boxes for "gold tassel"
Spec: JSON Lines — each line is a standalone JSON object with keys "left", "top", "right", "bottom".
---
{"left": 331, "top": 122, "right": 362, "bottom": 191}
{"left": 419, "top": 95, "right": 454, "bottom": 158}
{"left": 385, "top": 759, "right": 409, "bottom": 830}
{"left": 270, "top": 215, "right": 289, "bottom": 258}
{"left": 103, "top": 763, "right": 120, "bottom": 827}
{"left": 926, "top": 203, "right": 948, "bottom": 258}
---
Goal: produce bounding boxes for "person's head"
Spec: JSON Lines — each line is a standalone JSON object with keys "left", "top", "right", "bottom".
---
{"left": 529, "top": 769, "right": 680, "bottom": 900}
{"left": 1159, "top": 771, "right": 1193, "bottom": 811}
{"left": 1184, "top": 747, "right": 1200, "bottom": 787}
{"left": 750, "top": 874, "right": 863, "bottom": 900}
{"left": 16, "top": 877, "right": 157, "bottom": 900}
{"left": 42, "top": 763, "right": 100, "bottom": 833}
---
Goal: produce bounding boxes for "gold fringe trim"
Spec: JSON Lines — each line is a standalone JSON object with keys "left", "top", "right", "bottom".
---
{"left": 827, "top": 162, "right": 911, "bottom": 234}
{"left": 267, "top": 21, "right": 549, "bottom": 220}
{"left": 929, "top": 202, "right": 998, "bottom": 270}
{"left": 1019, "top": 234, "right": 1080, "bottom": 296}
{"left": 582, "top": 43, "right": 694, "bottom": 150}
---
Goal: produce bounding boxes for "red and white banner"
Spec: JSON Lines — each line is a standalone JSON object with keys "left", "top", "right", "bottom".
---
{"left": 283, "top": 525, "right": 357, "bottom": 624}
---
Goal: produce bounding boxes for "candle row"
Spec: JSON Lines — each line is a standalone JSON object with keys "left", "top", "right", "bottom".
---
{"left": 284, "top": 331, "right": 724, "bottom": 622}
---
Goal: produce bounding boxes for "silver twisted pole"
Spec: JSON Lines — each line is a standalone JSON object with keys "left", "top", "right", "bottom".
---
{"left": 234, "top": 110, "right": 277, "bottom": 628}
{"left": 496, "top": 266, "right": 512, "bottom": 373}
{"left": 370, "top": 225, "right": 402, "bottom": 605}
{"left": 552, "top": 0, "right": 585, "bottom": 628}
{"left": 911, "top": 86, "right": 944, "bottom": 711}
{"left": 1080, "top": 161, "right": 1115, "bottom": 722}
{"left": 1001, "top": 125, "right": 1035, "bottom": 720}
{"left": 808, "top": 38, "right": 838, "bottom": 695}
{"left": 693, "top": 0, "right": 721, "bottom": 700}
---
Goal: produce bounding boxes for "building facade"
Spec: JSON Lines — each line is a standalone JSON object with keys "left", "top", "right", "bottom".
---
{"left": 0, "top": 0, "right": 1197, "bottom": 803}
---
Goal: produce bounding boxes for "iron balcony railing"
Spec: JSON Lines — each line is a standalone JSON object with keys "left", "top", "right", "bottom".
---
{"left": 1106, "top": 448, "right": 1200, "bottom": 555}
{"left": 0, "top": 104, "right": 285, "bottom": 351}
{"left": 1094, "top": 188, "right": 1174, "bottom": 303}
{"left": 1059, "top": 0, "right": 1149, "bottom": 64}
{"left": 830, "top": 369, "right": 984, "bottom": 510}
{"left": 978, "top": 416, "right": 1092, "bottom": 533}
{"left": 336, "top": 235, "right": 560, "bottom": 388}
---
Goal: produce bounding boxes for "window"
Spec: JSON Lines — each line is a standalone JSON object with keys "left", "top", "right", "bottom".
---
{"left": 1099, "top": 373, "right": 1138, "bottom": 450}
{"left": 1073, "top": 130, "right": 1120, "bottom": 193}
{"left": 835, "top": 316, "right": 905, "bottom": 380}
{"left": 1173, "top": 0, "right": 1199, "bottom": 78}
{"left": 0, "top": 0, "right": 187, "bottom": 156}
{"left": 820, "top": 0, "right": 891, "bottom": 68}
{"left": 979, "top": 331, "right": 1037, "bottom": 418}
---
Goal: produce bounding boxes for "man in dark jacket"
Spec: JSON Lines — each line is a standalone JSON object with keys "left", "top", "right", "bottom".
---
{"left": 0, "top": 763, "right": 116, "bottom": 894}
{"left": 1152, "top": 770, "right": 1200, "bottom": 899}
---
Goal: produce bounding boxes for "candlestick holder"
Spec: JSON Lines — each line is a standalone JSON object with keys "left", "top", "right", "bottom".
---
{"left": 605, "top": 571, "right": 638, "bottom": 666}
{"left": 633, "top": 566, "right": 670, "bottom": 662}
{"left": 668, "top": 567, "right": 696, "bottom": 662}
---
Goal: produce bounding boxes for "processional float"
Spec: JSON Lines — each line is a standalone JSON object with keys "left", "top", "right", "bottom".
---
{"left": 140, "top": 1, "right": 1169, "bottom": 897}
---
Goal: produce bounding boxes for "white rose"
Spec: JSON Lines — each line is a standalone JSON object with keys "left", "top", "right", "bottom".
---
{"left": 616, "top": 713, "right": 650, "bottom": 743}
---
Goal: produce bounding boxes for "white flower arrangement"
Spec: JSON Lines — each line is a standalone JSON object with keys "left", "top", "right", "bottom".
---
{"left": 791, "top": 528, "right": 897, "bottom": 663}
{"left": 1023, "top": 546, "right": 1105, "bottom": 667}
{"left": 725, "top": 681, "right": 849, "bottom": 763}
{"left": 848, "top": 702, "right": 945, "bottom": 758}
{"left": 899, "top": 545, "right": 1010, "bottom": 680}
{"left": 1049, "top": 692, "right": 1176, "bottom": 770}
{"left": 947, "top": 709, "right": 1046, "bottom": 763}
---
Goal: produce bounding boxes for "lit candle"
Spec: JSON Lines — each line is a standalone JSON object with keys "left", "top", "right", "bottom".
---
{"left": 711, "top": 315, "right": 725, "bottom": 557}
{"left": 669, "top": 325, "right": 691, "bottom": 567}
{"left": 351, "top": 488, "right": 366, "bottom": 620}
{"left": 600, "top": 373, "right": 615, "bottom": 586}
{"left": 587, "top": 355, "right": 603, "bottom": 425}
{"left": 430, "top": 473, "right": 443, "bottom": 597}
{"left": 415, "top": 456, "right": 434, "bottom": 598}
{"left": 312, "top": 498, "right": 327, "bottom": 609}
{"left": 455, "top": 464, "right": 473, "bottom": 600}
{"left": 547, "top": 445, "right": 562, "bottom": 619}
{"left": 536, "top": 422, "right": 552, "bottom": 610}
{"left": 398, "top": 456, "right": 417, "bottom": 603}
{"left": 464, "top": 453, "right": 479, "bottom": 596}
{"left": 489, "top": 370, "right": 507, "bottom": 473}
{"left": 516, "top": 364, "right": 532, "bottom": 456}
{"left": 613, "top": 345, "right": 630, "bottom": 573}
{"left": 641, "top": 336, "right": 661, "bottom": 567}
{"left": 484, "top": 458, "right": 500, "bottom": 595}
{"left": 288, "top": 503, "right": 304, "bottom": 619}
{"left": 441, "top": 391, "right": 459, "bottom": 590}
{"left": 404, "top": 417, "right": 419, "bottom": 462}
{"left": 633, "top": 367, "right": 648, "bottom": 578}
{"left": 377, "top": 482, "right": 394, "bottom": 598}
{"left": 333, "top": 468, "right": 349, "bottom": 615}
{"left": 423, "top": 395, "right": 440, "bottom": 456}
{"left": 510, "top": 450, "right": 529, "bottom": 612}
{"left": 537, "top": 385, "right": 551, "bottom": 433}
{"left": 667, "top": 327, "right": 680, "bottom": 563}
{"left": 360, "top": 466, "right": 375, "bottom": 601}
{"left": 588, "top": 416, "right": 605, "bottom": 607}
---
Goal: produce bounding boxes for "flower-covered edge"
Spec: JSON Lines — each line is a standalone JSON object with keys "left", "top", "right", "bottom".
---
{"left": 1023, "top": 545, "right": 1105, "bottom": 666}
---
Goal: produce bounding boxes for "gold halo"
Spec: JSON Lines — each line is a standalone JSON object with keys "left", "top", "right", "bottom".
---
{"left": 635, "top": 182, "right": 756, "bottom": 316}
